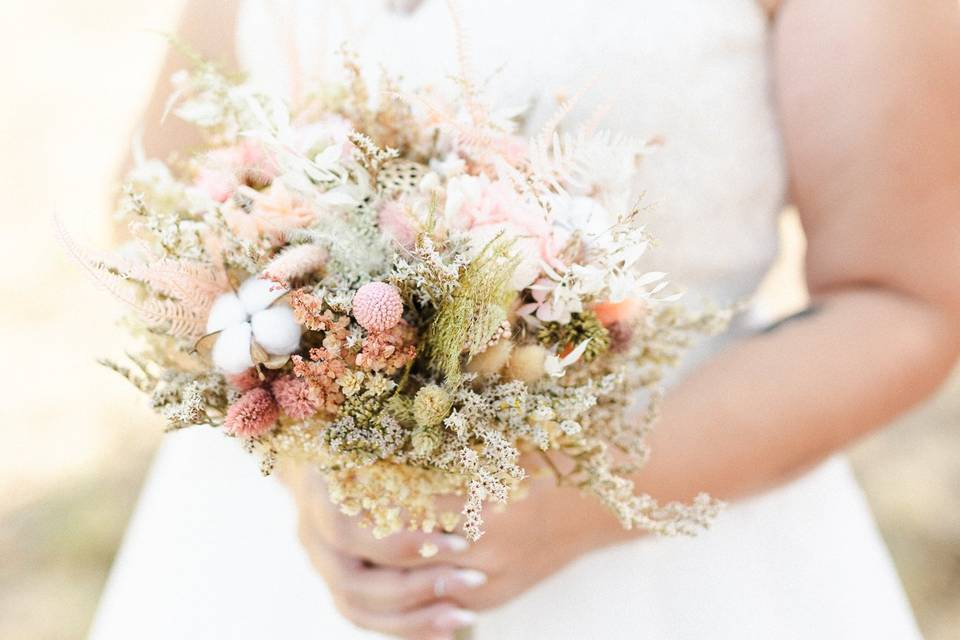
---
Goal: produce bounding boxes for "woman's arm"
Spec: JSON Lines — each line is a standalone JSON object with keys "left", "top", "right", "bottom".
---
{"left": 124, "top": 0, "right": 240, "bottom": 170}
{"left": 633, "top": 0, "right": 960, "bottom": 505}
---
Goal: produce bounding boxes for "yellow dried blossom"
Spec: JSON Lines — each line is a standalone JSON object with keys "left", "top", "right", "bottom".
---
{"left": 413, "top": 384, "right": 452, "bottom": 428}
{"left": 411, "top": 423, "right": 443, "bottom": 457}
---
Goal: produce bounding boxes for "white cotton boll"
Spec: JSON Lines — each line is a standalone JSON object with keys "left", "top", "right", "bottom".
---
{"left": 206, "top": 293, "right": 247, "bottom": 334}
{"left": 251, "top": 306, "right": 302, "bottom": 355}
{"left": 238, "top": 277, "right": 288, "bottom": 314}
{"left": 212, "top": 322, "right": 254, "bottom": 374}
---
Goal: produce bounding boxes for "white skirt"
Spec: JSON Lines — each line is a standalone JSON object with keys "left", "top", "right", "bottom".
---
{"left": 89, "top": 427, "right": 920, "bottom": 639}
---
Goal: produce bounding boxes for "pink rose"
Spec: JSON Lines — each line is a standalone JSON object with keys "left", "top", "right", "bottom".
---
{"left": 445, "top": 175, "right": 562, "bottom": 289}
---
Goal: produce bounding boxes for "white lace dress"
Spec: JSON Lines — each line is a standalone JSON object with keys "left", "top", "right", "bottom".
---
{"left": 90, "top": 1, "right": 922, "bottom": 638}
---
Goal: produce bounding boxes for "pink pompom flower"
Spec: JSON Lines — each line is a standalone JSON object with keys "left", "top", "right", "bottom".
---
{"left": 352, "top": 282, "right": 403, "bottom": 333}
{"left": 224, "top": 368, "right": 262, "bottom": 392}
{"left": 271, "top": 375, "right": 320, "bottom": 420}
{"left": 224, "top": 388, "right": 279, "bottom": 438}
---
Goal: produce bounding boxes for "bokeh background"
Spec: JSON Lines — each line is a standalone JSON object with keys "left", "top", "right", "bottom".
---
{"left": 2, "top": 2, "right": 958, "bottom": 638}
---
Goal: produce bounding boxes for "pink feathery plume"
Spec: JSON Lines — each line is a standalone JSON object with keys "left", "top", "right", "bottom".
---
{"left": 536, "top": 74, "right": 602, "bottom": 150}
{"left": 123, "top": 256, "right": 231, "bottom": 321}
{"left": 261, "top": 244, "right": 327, "bottom": 288}
{"left": 445, "top": 0, "right": 488, "bottom": 129}
{"left": 54, "top": 214, "right": 209, "bottom": 338}
{"left": 224, "top": 388, "right": 279, "bottom": 438}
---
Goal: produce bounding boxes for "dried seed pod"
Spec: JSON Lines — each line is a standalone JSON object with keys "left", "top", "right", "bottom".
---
{"left": 465, "top": 339, "right": 514, "bottom": 376}
{"left": 503, "top": 344, "right": 548, "bottom": 384}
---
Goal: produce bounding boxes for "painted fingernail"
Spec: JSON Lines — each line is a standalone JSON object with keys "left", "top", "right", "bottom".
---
{"left": 435, "top": 608, "right": 477, "bottom": 632}
{"left": 453, "top": 569, "right": 487, "bottom": 588}
{"left": 441, "top": 535, "right": 469, "bottom": 553}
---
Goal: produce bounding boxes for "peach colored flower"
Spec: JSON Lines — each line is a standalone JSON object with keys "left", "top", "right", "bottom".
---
{"left": 222, "top": 182, "right": 317, "bottom": 243}
{"left": 592, "top": 298, "right": 644, "bottom": 327}
{"left": 355, "top": 321, "right": 417, "bottom": 375}
{"left": 291, "top": 348, "right": 347, "bottom": 414}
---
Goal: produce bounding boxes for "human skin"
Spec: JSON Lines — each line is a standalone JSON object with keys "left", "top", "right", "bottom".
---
{"left": 131, "top": 1, "right": 960, "bottom": 638}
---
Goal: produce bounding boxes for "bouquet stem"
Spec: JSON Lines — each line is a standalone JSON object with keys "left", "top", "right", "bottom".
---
{"left": 454, "top": 627, "right": 475, "bottom": 640}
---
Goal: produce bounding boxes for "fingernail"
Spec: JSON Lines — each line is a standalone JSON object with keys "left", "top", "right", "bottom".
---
{"left": 453, "top": 569, "right": 487, "bottom": 588}
{"left": 441, "top": 535, "right": 469, "bottom": 553}
{"left": 435, "top": 608, "right": 477, "bottom": 632}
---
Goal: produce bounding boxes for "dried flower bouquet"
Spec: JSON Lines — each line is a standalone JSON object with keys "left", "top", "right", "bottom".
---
{"left": 63, "top": 38, "right": 729, "bottom": 544}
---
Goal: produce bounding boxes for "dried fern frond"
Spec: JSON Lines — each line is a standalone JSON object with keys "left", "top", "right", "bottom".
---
{"left": 124, "top": 257, "right": 229, "bottom": 313}
{"left": 56, "top": 215, "right": 211, "bottom": 338}
{"left": 534, "top": 74, "right": 600, "bottom": 151}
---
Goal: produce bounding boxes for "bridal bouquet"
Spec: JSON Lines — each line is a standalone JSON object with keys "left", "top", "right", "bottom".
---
{"left": 63, "top": 44, "right": 727, "bottom": 543}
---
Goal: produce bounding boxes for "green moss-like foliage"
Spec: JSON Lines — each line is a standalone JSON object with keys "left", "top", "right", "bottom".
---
{"left": 537, "top": 310, "right": 611, "bottom": 363}
{"left": 423, "top": 237, "right": 520, "bottom": 384}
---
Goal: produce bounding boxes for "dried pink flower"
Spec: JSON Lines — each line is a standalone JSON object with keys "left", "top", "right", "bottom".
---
{"left": 288, "top": 290, "right": 349, "bottom": 340}
{"left": 271, "top": 375, "right": 320, "bottom": 420}
{"left": 225, "top": 368, "right": 262, "bottom": 392}
{"left": 352, "top": 282, "right": 403, "bottom": 333}
{"left": 292, "top": 348, "right": 347, "bottom": 414}
{"left": 224, "top": 388, "right": 279, "bottom": 438}
{"left": 445, "top": 175, "right": 560, "bottom": 289}
{"left": 356, "top": 320, "right": 417, "bottom": 374}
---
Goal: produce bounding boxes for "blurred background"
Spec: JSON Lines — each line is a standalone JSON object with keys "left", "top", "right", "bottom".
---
{"left": 1, "top": 1, "right": 958, "bottom": 638}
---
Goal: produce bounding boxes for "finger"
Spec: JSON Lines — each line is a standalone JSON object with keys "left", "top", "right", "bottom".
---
{"left": 338, "top": 563, "right": 488, "bottom": 613}
{"left": 322, "top": 519, "right": 472, "bottom": 568}
{"left": 298, "top": 487, "right": 469, "bottom": 567}
{"left": 334, "top": 599, "right": 476, "bottom": 640}
{"left": 298, "top": 516, "right": 364, "bottom": 583}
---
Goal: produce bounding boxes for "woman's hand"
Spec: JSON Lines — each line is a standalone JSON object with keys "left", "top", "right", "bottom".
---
{"left": 284, "top": 461, "right": 626, "bottom": 639}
